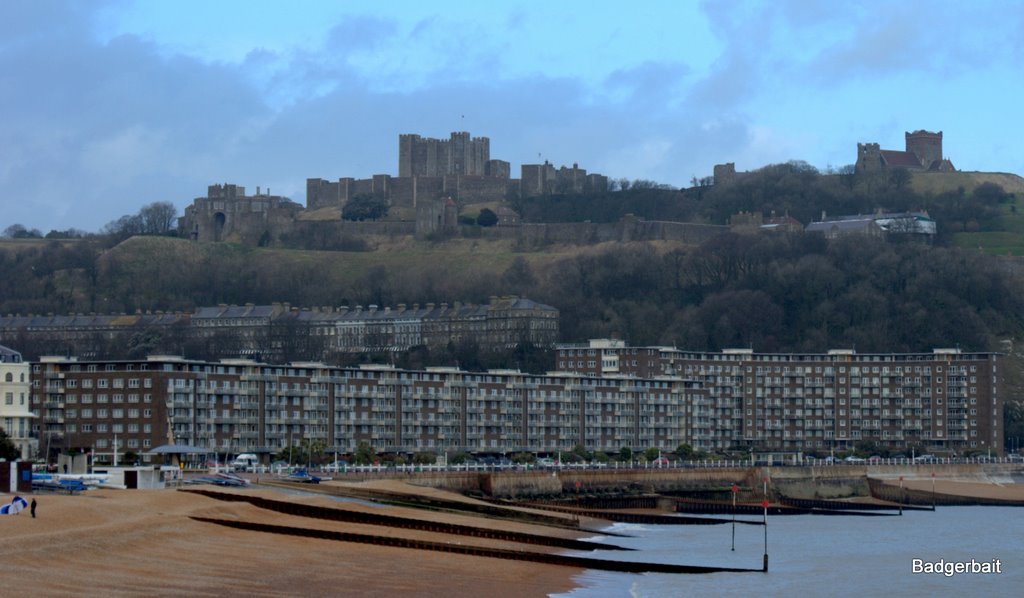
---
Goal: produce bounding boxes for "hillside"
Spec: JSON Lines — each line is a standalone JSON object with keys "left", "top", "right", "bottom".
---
{"left": 912, "top": 171, "right": 1024, "bottom": 195}
{"left": 90, "top": 234, "right": 663, "bottom": 313}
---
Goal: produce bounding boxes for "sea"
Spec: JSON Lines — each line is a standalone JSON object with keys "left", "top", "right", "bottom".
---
{"left": 552, "top": 506, "right": 1023, "bottom": 597}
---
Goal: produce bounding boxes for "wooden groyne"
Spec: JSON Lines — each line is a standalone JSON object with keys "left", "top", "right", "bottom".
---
{"left": 190, "top": 516, "right": 766, "bottom": 575}
{"left": 182, "top": 488, "right": 624, "bottom": 551}
{"left": 779, "top": 496, "right": 931, "bottom": 512}
{"left": 497, "top": 497, "right": 764, "bottom": 526}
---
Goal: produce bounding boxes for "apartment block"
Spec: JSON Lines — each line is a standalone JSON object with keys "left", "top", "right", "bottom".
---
{"left": 30, "top": 356, "right": 686, "bottom": 463}
{"left": 556, "top": 341, "right": 1003, "bottom": 455}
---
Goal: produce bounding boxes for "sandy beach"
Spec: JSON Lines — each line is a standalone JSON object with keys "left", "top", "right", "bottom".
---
{"left": 0, "top": 481, "right": 582, "bottom": 597}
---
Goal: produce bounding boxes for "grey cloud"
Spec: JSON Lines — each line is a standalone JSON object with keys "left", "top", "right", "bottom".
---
{"left": 2, "top": 3, "right": 767, "bottom": 233}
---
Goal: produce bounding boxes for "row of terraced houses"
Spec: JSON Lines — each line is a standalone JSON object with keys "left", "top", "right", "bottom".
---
{"left": 0, "top": 296, "right": 559, "bottom": 361}
{"left": 14, "top": 339, "right": 1003, "bottom": 463}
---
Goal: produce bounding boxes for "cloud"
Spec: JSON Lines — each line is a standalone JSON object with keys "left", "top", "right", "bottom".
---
{"left": 6, "top": 0, "right": 1021, "bottom": 234}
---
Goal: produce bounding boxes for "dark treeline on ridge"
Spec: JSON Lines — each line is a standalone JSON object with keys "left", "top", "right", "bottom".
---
{"left": 516, "top": 162, "right": 1013, "bottom": 241}
{"left": 541, "top": 233, "right": 1024, "bottom": 353}
{"left": 2, "top": 231, "right": 1022, "bottom": 356}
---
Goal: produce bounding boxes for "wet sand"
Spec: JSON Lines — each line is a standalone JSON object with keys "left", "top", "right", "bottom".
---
{"left": 0, "top": 483, "right": 581, "bottom": 597}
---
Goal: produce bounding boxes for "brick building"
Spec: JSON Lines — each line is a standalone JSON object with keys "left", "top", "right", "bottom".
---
{"left": 23, "top": 341, "right": 1002, "bottom": 464}
{"left": 556, "top": 341, "right": 1003, "bottom": 455}
{"left": 30, "top": 356, "right": 686, "bottom": 463}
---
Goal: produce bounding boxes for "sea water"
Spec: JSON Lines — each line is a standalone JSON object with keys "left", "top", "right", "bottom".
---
{"left": 552, "top": 507, "right": 1023, "bottom": 597}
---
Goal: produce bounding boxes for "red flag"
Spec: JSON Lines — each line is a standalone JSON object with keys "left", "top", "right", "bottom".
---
{"left": 761, "top": 499, "right": 770, "bottom": 509}
{"left": 731, "top": 484, "right": 738, "bottom": 493}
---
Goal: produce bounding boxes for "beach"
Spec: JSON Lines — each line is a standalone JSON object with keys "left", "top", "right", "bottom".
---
{"left": 0, "top": 481, "right": 583, "bottom": 597}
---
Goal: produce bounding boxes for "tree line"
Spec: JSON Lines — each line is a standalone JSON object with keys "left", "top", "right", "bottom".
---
{"left": 513, "top": 163, "right": 1014, "bottom": 243}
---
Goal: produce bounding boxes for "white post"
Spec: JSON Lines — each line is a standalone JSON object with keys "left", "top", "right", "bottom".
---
{"left": 113, "top": 434, "right": 119, "bottom": 467}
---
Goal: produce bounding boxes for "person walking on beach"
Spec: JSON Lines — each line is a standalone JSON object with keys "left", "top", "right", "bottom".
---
{"left": 30, "top": 498, "right": 37, "bottom": 518}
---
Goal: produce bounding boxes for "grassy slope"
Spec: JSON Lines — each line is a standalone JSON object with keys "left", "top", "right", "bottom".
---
{"left": 912, "top": 171, "right": 1024, "bottom": 256}
{"left": 912, "top": 171, "right": 1024, "bottom": 196}
{"left": 101, "top": 234, "right": 660, "bottom": 291}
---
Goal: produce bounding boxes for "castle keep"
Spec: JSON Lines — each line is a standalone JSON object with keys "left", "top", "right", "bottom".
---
{"left": 305, "top": 131, "right": 608, "bottom": 211}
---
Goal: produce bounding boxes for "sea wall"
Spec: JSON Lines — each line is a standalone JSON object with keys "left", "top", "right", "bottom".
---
{"left": 316, "top": 463, "right": 1024, "bottom": 499}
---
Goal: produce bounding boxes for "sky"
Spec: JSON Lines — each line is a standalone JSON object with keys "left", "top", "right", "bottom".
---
{"left": 2, "top": 0, "right": 1023, "bottom": 233}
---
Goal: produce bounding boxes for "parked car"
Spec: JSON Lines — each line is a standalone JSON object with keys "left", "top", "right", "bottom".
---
{"left": 324, "top": 460, "right": 349, "bottom": 472}
{"left": 652, "top": 456, "right": 671, "bottom": 466}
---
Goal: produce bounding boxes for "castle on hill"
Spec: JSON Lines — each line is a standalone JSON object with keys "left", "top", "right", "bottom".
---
{"left": 181, "top": 131, "right": 609, "bottom": 243}
{"left": 305, "top": 131, "right": 608, "bottom": 209}
{"left": 855, "top": 130, "right": 956, "bottom": 173}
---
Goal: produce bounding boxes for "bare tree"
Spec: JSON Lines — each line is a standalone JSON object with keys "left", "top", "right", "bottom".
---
{"left": 139, "top": 201, "right": 178, "bottom": 234}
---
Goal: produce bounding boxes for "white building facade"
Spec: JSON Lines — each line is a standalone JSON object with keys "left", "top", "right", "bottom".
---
{"left": 0, "top": 345, "right": 36, "bottom": 459}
